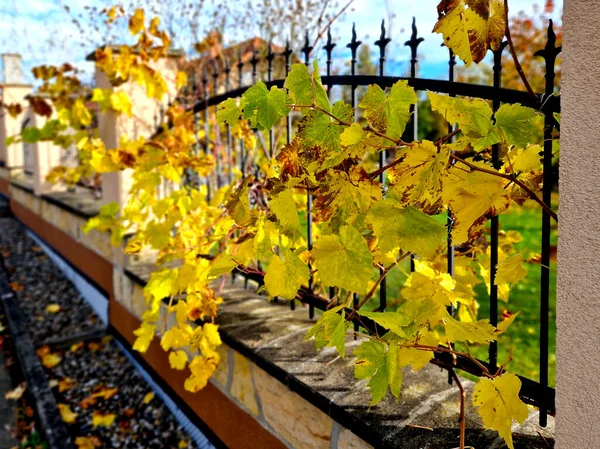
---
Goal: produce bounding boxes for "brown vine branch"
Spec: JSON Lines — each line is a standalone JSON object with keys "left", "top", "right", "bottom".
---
{"left": 450, "top": 369, "right": 467, "bottom": 449}
{"left": 503, "top": 0, "right": 538, "bottom": 103}
{"left": 450, "top": 154, "right": 558, "bottom": 222}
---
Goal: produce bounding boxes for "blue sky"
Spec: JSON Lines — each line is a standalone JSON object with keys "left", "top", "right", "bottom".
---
{"left": 0, "top": 0, "right": 562, "bottom": 85}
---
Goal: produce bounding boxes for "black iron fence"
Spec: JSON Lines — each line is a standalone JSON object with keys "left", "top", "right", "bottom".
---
{"left": 158, "top": 17, "right": 560, "bottom": 424}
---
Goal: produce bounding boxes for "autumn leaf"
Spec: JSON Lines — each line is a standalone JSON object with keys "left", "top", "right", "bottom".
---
{"left": 41, "top": 352, "right": 62, "bottom": 369}
{"left": 58, "top": 377, "right": 75, "bottom": 392}
{"left": 264, "top": 249, "right": 309, "bottom": 300}
{"left": 8, "top": 281, "right": 24, "bottom": 292}
{"left": 312, "top": 225, "right": 373, "bottom": 295}
{"left": 129, "top": 8, "right": 145, "bottom": 35}
{"left": 143, "top": 391, "right": 155, "bottom": 404}
{"left": 92, "top": 411, "right": 117, "bottom": 428}
{"left": 5, "top": 382, "right": 26, "bottom": 400}
{"left": 495, "top": 252, "right": 527, "bottom": 285}
{"left": 133, "top": 322, "right": 157, "bottom": 354}
{"left": 46, "top": 304, "right": 61, "bottom": 314}
{"left": 169, "top": 350, "right": 188, "bottom": 370}
{"left": 305, "top": 306, "right": 347, "bottom": 358}
{"left": 58, "top": 403, "right": 78, "bottom": 423}
{"left": 473, "top": 372, "right": 529, "bottom": 449}
{"left": 75, "top": 436, "right": 102, "bottom": 449}
{"left": 434, "top": 0, "right": 506, "bottom": 66}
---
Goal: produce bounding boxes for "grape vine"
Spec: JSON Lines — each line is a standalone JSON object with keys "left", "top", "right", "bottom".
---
{"left": 6, "top": 3, "right": 559, "bottom": 448}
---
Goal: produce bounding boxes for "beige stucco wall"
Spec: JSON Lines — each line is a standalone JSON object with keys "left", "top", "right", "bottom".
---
{"left": 0, "top": 84, "right": 33, "bottom": 166}
{"left": 557, "top": 1, "right": 600, "bottom": 447}
{"left": 96, "top": 57, "right": 178, "bottom": 207}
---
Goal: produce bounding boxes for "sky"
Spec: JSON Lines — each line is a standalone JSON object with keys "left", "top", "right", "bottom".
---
{"left": 0, "top": 0, "right": 563, "bottom": 85}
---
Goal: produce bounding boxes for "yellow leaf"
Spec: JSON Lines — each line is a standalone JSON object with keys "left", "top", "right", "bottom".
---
{"left": 132, "top": 322, "right": 156, "bottom": 353}
{"left": 176, "top": 71, "right": 188, "bottom": 90}
{"left": 92, "top": 411, "right": 116, "bottom": 428}
{"left": 71, "top": 99, "right": 92, "bottom": 128}
{"left": 58, "top": 403, "right": 78, "bottom": 423}
{"left": 129, "top": 8, "right": 145, "bottom": 35}
{"left": 41, "top": 352, "right": 62, "bottom": 369}
{"left": 169, "top": 350, "right": 188, "bottom": 370}
{"left": 472, "top": 372, "right": 529, "bottom": 449}
{"left": 5, "top": 382, "right": 26, "bottom": 400}
{"left": 184, "top": 354, "right": 219, "bottom": 393}
{"left": 110, "top": 91, "right": 133, "bottom": 117}
{"left": 75, "top": 436, "right": 101, "bottom": 449}
{"left": 495, "top": 252, "right": 527, "bottom": 286}
{"left": 143, "top": 391, "right": 155, "bottom": 404}
{"left": 58, "top": 377, "right": 75, "bottom": 392}
{"left": 45, "top": 304, "right": 61, "bottom": 314}
{"left": 264, "top": 249, "right": 309, "bottom": 300}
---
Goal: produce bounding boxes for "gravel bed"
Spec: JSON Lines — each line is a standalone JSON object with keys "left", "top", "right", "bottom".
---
{"left": 41, "top": 336, "right": 197, "bottom": 449}
{"left": 0, "top": 218, "right": 104, "bottom": 345}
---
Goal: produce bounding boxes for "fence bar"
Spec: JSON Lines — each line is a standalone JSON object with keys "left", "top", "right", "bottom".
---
{"left": 489, "top": 41, "right": 508, "bottom": 370}
{"left": 534, "top": 19, "right": 561, "bottom": 428}
{"left": 237, "top": 50, "right": 245, "bottom": 177}
{"left": 267, "top": 41, "right": 276, "bottom": 159}
{"left": 202, "top": 68, "right": 211, "bottom": 200}
{"left": 224, "top": 58, "right": 233, "bottom": 184}
{"left": 347, "top": 23, "right": 361, "bottom": 330}
{"left": 212, "top": 60, "right": 221, "bottom": 189}
{"left": 323, "top": 29, "right": 336, "bottom": 303}
{"left": 375, "top": 20, "right": 391, "bottom": 312}
{"left": 301, "top": 31, "right": 315, "bottom": 319}
{"left": 405, "top": 17, "right": 424, "bottom": 273}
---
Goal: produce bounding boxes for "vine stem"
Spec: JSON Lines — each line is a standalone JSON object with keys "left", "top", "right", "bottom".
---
{"left": 450, "top": 154, "right": 558, "bottom": 222}
{"left": 503, "top": 0, "right": 538, "bottom": 103}
{"left": 450, "top": 369, "right": 467, "bottom": 449}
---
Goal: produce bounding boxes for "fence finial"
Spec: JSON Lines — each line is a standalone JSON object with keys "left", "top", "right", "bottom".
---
{"left": 346, "top": 23, "right": 362, "bottom": 62}
{"left": 374, "top": 19, "right": 391, "bottom": 76}
{"left": 266, "top": 39, "right": 275, "bottom": 81}
{"left": 301, "top": 30, "right": 313, "bottom": 66}
{"left": 404, "top": 17, "right": 424, "bottom": 77}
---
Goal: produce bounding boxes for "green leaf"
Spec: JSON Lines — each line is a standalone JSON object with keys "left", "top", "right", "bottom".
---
{"left": 359, "top": 81, "right": 416, "bottom": 140}
{"left": 22, "top": 127, "right": 41, "bottom": 144}
{"left": 300, "top": 101, "right": 352, "bottom": 163}
{"left": 217, "top": 98, "right": 241, "bottom": 127}
{"left": 354, "top": 340, "right": 402, "bottom": 405}
{"left": 264, "top": 249, "right": 310, "bottom": 300}
{"left": 242, "top": 82, "right": 290, "bottom": 129}
{"left": 305, "top": 306, "right": 347, "bottom": 357}
{"left": 358, "top": 310, "right": 411, "bottom": 337}
{"left": 494, "top": 103, "right": 543, "bottom": 148}
{"left": 312, "top": 225, "right": 373, "bottom": 295}
{"left": 386, "top": 342, "right": 403, "bottom": 399}
{"left": 269, "top": 190, "right": 302, "bottom": 239}
{"left": 367, "top": 201, "right": 446, "bottom": 257}
{"left": 284, "top": 61, "right": 329, "bottom": 113}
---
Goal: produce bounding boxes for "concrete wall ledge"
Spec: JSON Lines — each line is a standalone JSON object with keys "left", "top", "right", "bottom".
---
{"left": 124, "top": 264, "right": 555, "bottom": 449}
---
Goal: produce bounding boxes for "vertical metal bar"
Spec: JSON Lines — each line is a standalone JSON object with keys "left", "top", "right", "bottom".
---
{"left": 267, "top": 41, "right": 275, "bottom": 160}
{"left": 489, "top": 41, "right": 508, "bottom": 370}
{"left": 301, "top": 31, "right": 315, "bottom": 319}
{"left": 237, "top": 50, "right": 245, "bottom": 176}
{"left": 281, "top": 39, "right": 295, "bottom": 311}
{"left": 534, "top": 20, "right": 560, "bottom": 428}
{"left": 202, "top": 67, "right": 211, "bottom": 201}
{"left": 323, "top": 29, "right": 337, "bottom": 303}
{"left": 212, "top": 60, "right": 221, "bottom": 189}
{"left": 404, "top": 17, "right": 424, "bottom": 273}
{"left": 224, "top": 58, "right": 233, "bottom": 184}
{"left": 375, "top": 19, "right": 391, "bottom": 312}
{"left": 347, "top": 24, "right": 361, "bottom": 330}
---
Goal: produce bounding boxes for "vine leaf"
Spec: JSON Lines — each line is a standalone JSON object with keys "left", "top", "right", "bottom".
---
{"left": 428, "top": 92, "right": 494, "bottom": 138}
{"left": 444, "top": 312, "right": 512, "bottom": 343}
{"left": 358, "top": 310, "right": 411, "bottom": 338}
{"left": 216, "top": 98, "right": 241, "bottom": 127}
{"left": 359, "top": 80, "right": 417, "bottom": 139}
{"left": 305, "top": 306, "right": 347, "bottom": 358}
{"left": 264, "top": 249, "right": 310, "bottom": 300}
{"left": 284, "top": 61, "right": 330, "bottom": 112}
{"left": 312, "top": 225, "right": 374, "bottom": 295}
{"left": 242, "top": 82, "right": 290, "bottom": 130}
{"left": 433, "top": 0, "right": 506, "bottom": 66}
{"left": 389, "top": 140, "right": 450, "bottom": 213}
{"left": 508, "top": 145, "right": 542, "bottom": 173}
{"left": 495, "top": 252, "right": 527, "bottom": 285}
{"left": 270, "top": 190, "right": 303, "bottom": 239}
{"left": 367, "top": 201, "right": 447, "bottom": 257}
{"left": 442, "top": 160, "right": 510, "bottom": 245}
{"left": 472, "top": 372, "right": 529, "bottom": 449}
{"left": 354, "top": 340, "right": 404, "bottom": 405}
{"left": 495, "top": 103, "right": 543, "bottom": 148}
